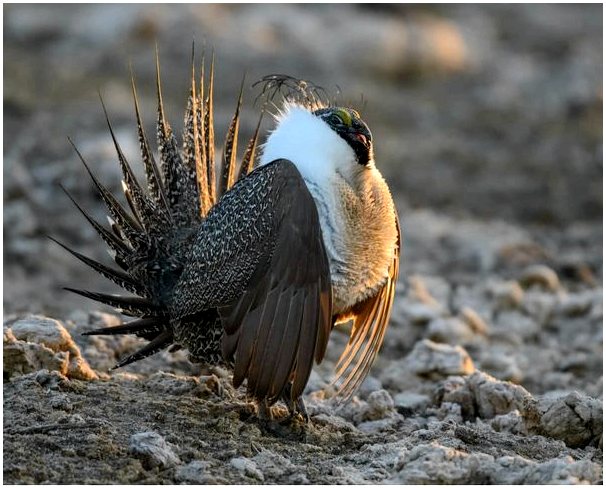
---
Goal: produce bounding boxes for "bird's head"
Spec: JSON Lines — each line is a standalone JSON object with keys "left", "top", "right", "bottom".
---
{"left": 260, "top": 103, "right": 375, "bottom": 186}
{"left": 313, "top": 107, "right": 373, "bottom": 167}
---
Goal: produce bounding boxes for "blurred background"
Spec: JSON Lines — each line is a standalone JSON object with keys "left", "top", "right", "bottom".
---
{"left": 3, "top": 4, "right": 602, "bottom": 315}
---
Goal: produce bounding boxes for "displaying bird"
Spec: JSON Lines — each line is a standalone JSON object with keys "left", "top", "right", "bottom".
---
{"left": 53, "top": 50, "right": 400, "bottom": 421}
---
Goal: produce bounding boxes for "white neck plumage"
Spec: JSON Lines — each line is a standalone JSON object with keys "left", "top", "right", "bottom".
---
{"left": 259, "top": 104, "right": 371, "bottom": 191}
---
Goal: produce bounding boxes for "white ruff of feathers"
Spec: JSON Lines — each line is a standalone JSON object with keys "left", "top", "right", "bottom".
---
{"left": 260, "top": 103, "right": 372, "bottom": 186}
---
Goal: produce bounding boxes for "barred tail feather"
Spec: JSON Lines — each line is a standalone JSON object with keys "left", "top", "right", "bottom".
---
{"left": 99, "top": 95, "right": 159, "bottom": 232}
{"left": 60, "top": 184, "right": 131, "bottom": 265}
{"left": 238, "top": 110, "right": 264, "bottom": 180}
{"left": 48, "top": 237, "right": 145, "bottom": 296}
{"left": 67, "top": 138, "right": 144, "bottom": 248}
{"left": 204, "top": 51, "right": 216, "bottom": 206}
{"left": 82, "top": 316, "right": 165, "bottom": 340}
{"left": 155, "top": 48, "right": 199, "bottom": 228}
{"left": 110, "top": 330, "right": 173, "bottom": 370}
{"left": 63, "top": 287, "right": 162, "bottom": 317}
{"left": 130, "top": 69, "right": 173, "bottom": 227}
{"left": 219, "top": 74, "right": 244, "bottom": 195}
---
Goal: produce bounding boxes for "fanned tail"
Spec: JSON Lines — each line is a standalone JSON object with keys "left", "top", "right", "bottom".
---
{"left": 55, "top": 44, "right": 263, "bottom": 370}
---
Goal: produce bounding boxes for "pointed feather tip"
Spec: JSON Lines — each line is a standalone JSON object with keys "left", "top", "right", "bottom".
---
{"left": 190, "top": 37, "right": 196, "bottom": 67}
{"left": 47, "top": 235, "right": 70, "bottom": 253}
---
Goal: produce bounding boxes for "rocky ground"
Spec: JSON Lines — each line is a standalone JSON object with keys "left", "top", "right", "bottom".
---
{"left": 3, "top": 4, "right": 603, "bottom": 485}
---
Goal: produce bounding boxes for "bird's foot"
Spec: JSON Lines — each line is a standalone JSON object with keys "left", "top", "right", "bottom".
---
{"left": 257, "top": 399, "right": 273, "bottom": 421}
{"left": 280, "top": 385, "right": 310, "bottom": 424}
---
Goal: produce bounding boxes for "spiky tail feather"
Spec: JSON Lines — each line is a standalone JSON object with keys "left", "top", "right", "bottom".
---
{"left": 55, "top": 45, "right": 263, "bottom": 370}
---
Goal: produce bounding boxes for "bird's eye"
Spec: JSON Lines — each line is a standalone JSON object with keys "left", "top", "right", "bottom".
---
{"left": 329, "top": 114, "right": 343, "bottom": 125}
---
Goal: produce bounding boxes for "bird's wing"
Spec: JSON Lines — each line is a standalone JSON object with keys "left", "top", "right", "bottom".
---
{"left": 175, "top": 158, "right": 333, "bottom": 403}
{"left": 330, "top": 214, "right": 401, "bottom": 401}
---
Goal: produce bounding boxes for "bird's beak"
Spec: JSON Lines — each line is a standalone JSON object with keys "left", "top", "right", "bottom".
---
{"left": 348, "top": 118, "right": 372, "bottom": 149}
{"left": 354, "top": 133, "right": 369, "bottom": 146}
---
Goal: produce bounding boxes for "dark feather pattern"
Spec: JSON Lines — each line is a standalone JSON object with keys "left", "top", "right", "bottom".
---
{"left": 63, "top": 287, "right": 162, "bottom": 317}
{"left": 130, "top": 70, "right": 173, "bottom": 225}
{"left": 99, "top": 94, "right": 158, "bottom": 232}
{"left": 83, "top": 316, "right": 164, "bottom": 340}
{"left": 48, "top": 237, "right": 145, "bottom": 296}
{"left": 110, "top": 330, "right": 173, "bottom": 369}
{"left": 219, "top": 75, "right": 245, "bottom": 195}
{"left": 67, "top": 138, "right": 144, "bottom": 247}
{"left": 60, "top": 184, "right": 131, "bottom": 265}
{"left": 238, "top": 110, "right": 264, "bottom": 180}
{"left": 155, "top": 50, "right": 198, "bottom": 227}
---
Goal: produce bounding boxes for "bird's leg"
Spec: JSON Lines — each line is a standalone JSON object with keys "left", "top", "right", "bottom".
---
{"left": 257, "top": 399, "right": 272, "bottom": 420}
{"left": 280, "top": 383, "right": 310, "bottom": 423}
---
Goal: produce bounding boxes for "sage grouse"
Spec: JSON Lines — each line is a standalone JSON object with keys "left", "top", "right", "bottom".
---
{"left": 54, "top": 52, "right": 400, "bottom": 420}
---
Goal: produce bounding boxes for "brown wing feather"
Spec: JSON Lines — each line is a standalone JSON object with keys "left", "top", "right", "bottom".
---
{"left": 330, "top": 214, "right": 401, "bottom": 401}
{"left": 220, "top": 159, "right": 333, "bottom": 403}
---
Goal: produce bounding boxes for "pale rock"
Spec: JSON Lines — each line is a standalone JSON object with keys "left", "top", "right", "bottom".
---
{"left": 4, "top": 316, "right": 97, "bottom": 380}
{"left": 427, "top": 401, "right": 463, "bottom": 423}
{"left": 312, "top": 414, "right": 357, "bottom": 432}
{"left": 451, "top": 284, "right": 493, "bottom": 320}
{"left": 458, "top": 307, "right": 488, "bottom": 335}
{"left": 363, "top": 389, "right": 396, "bottom": 420}
{"left": 4, "top": 339, "right": 69, "bottom": 378}
{"left": 11, "top": 317, "right": 75, "bottom": 352}
{"left": 393, "top": 392, "right": 430, "bottom": 411}
{"left": 493, "top": 310, "right": 539, "bottom": 340}
{"left": 408, "top": 275, "right": 447, "bottom": 309}
{"left": 522, "top": 457, "right": 602, "bottom": 484}
{"left": 477, "top": 348, "right": 523, "bottom": 383}
{"left": 333, "top": 397, "right": 369, "bottom": 423}
{"left": 407, "top": 340, "right": 475, "bottom": 379}
{"left": 303, "top": 368, "right": 328, "bottom": 394}
{"left": 357, "top": 416, "right": 400, "bottom": 433}
{"left": 519, "top": 264, "right": 560, "bottom": 292}
{"left": 490, "top": 409, "right": 528, "bottom": 435}
{"left": 539, "top": 392, "right": 602, "bottom": 448}
{"left": 357, "top": 375, "right": 383, "bottom": 399}
{"left": 230, "top": 456, "right": 264, "bottom": 481}
{"left": 427, "top": 317, "right": 476, "bottom": 345}
{"left": 435, "top": 371, "right": 537, "bottom": 422}
{"left": 129, "top": 431, "right": 180, "bottom": 469}
{"left": 145, "top": 372, "right": 199, "bottom": 395}
{"left": 252, "top": 450, "right": 294, "bottom": 479}
{"left": 387, "top": 443, "right": 494, "bottom": 484}
{"left": 555, "top": 291, "right": 593, "bottom": 317}
{"left": 175, "top": 461, "right": 212, "bottom": 484}
{"left": 402, "top": 302, "right": 442, "bottom": 325}
{"left": 380, "top": 340, "right": 474, "bottom": 392}
{"left": 486, "top": 280, "right": 524, "bottom": 309}
{"left": 287, "top": 473, "right": 309, "bottom": 484}
{"left": 522, "top": 290, "right": 556, "bottom": 326}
